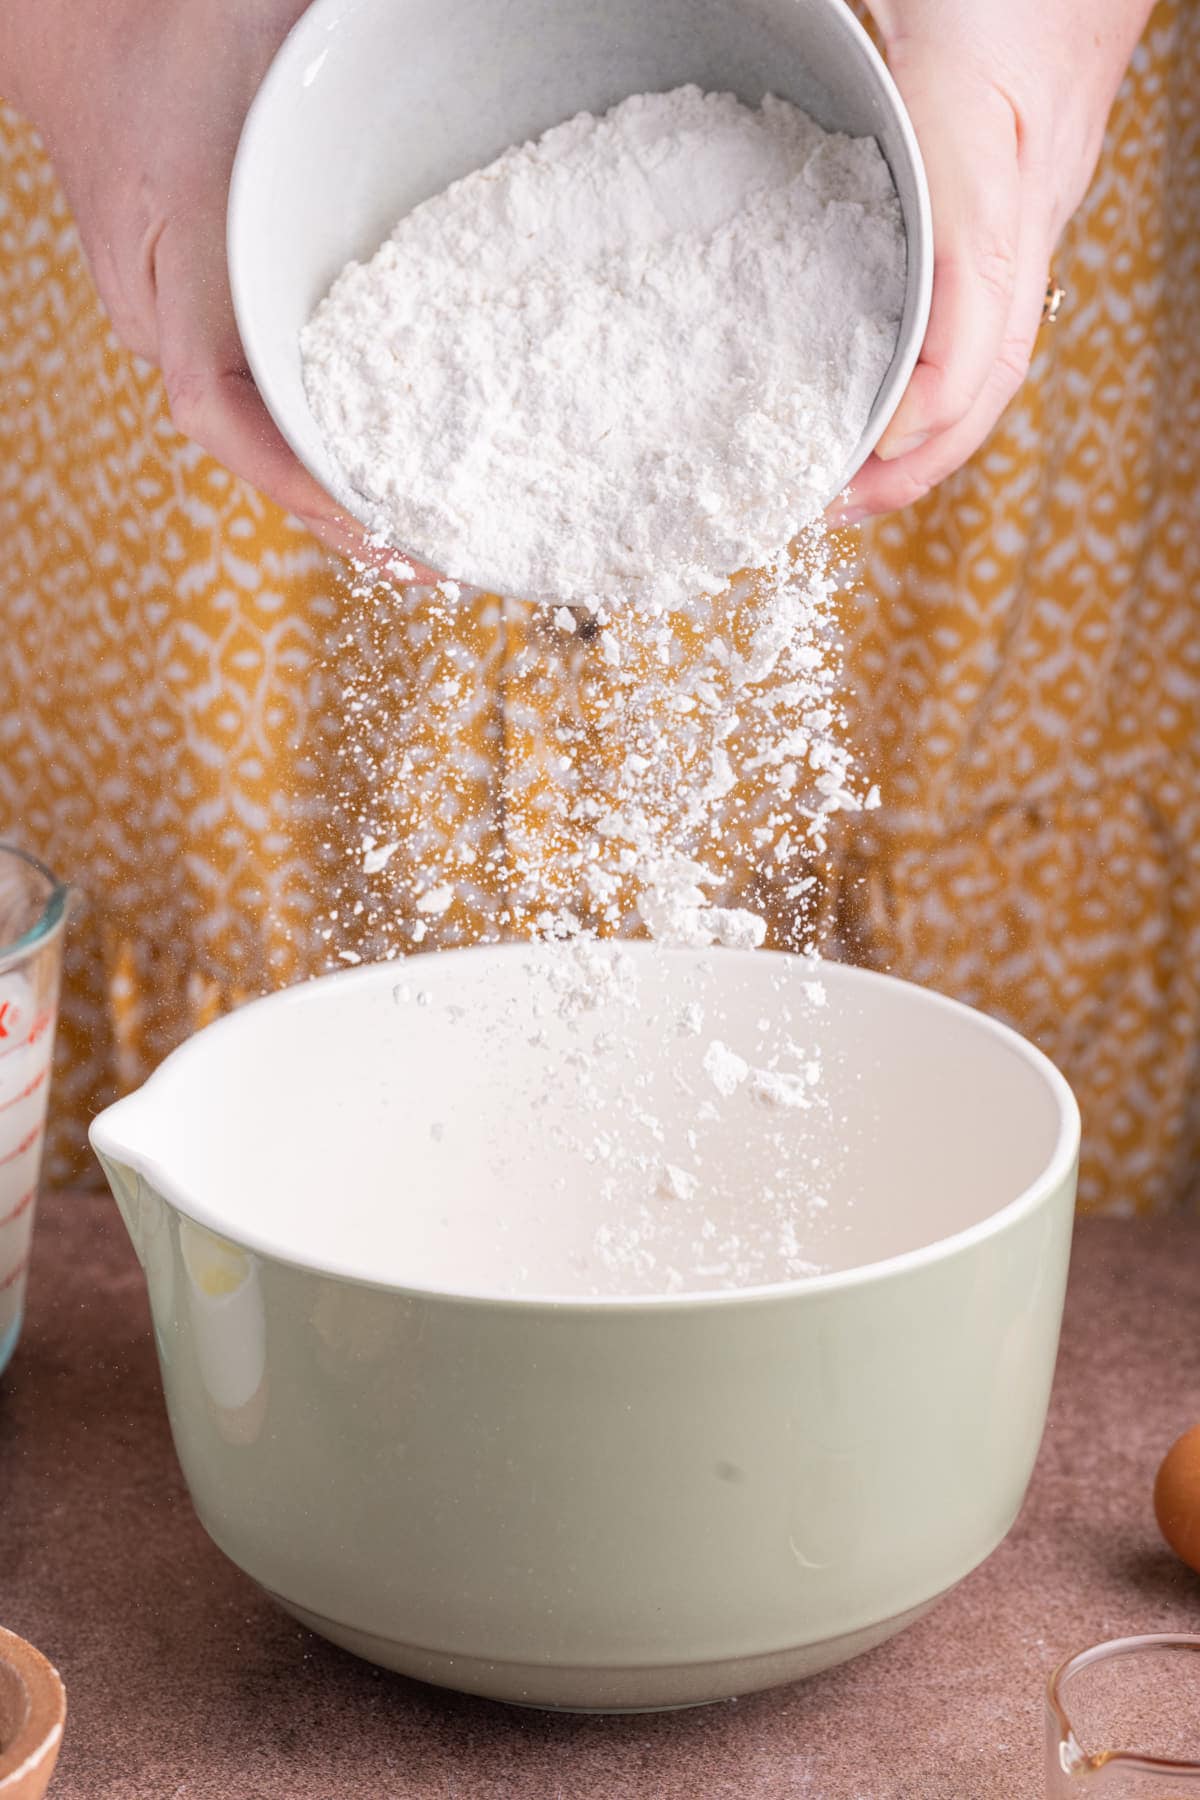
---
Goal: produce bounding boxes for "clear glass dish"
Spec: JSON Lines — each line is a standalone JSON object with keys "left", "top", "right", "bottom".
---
{"left": 0, "top": 844, "right": 69, "bottom": 1373}
{"left": 1047, "top": 1635, "right": 1200, "bottom": 1794}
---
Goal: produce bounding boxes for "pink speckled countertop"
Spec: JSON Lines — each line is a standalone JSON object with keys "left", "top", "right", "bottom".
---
{"left": 2, "top": 1195, "right": 1198, "bottom": 1799}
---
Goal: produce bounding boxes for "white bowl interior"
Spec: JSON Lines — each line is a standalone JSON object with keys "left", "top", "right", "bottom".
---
{"left": 95, "top": 948, "right": 1074, "bottom": 1301}
{"left": 228, "top": 0, "right": 932, "bottom": 573}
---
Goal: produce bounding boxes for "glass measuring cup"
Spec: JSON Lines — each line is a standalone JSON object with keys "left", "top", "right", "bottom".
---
{"left": 1047, "top": 1636, "right": 1200, "bottom": 1794}
{"left": 0, "top": 845, "right": 69, "bottom": 1374}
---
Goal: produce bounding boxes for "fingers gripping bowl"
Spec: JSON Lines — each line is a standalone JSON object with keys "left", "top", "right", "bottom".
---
{"left": 226, "top": 0, "right": 932, "bottom": 593}
{"left": 91, "top": 947, "right": 1079, "bottom": 1711}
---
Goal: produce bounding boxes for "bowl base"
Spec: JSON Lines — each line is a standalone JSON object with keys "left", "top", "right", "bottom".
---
{"left": 0, "top": 1312, "right": 22, "bottom": 1379}
{"left": 268, "top": 1589, "right": 941, "bottom": 1712}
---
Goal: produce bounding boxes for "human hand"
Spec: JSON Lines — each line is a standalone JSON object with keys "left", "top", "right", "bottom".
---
{"left": 836, "top": 0, "right": 1155, "bottom": 523}
{"left": 5, "top": 0, "right": 435, "bottom": 575}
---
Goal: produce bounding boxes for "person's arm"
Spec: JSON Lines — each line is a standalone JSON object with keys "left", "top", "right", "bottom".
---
{"left": 0, "top": 0, "right": 424, "bottom": 570}
{"left": 839, "top": 0, "right": 1158, "bottom": 523}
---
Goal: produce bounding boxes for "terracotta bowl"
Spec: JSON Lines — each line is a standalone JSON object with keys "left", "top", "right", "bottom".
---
{"left": 0, "top": 1627, "right": 65, "bottom": 1799}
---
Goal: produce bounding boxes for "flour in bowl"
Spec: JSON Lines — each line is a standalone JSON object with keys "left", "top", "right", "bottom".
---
{"left": 301, "top": 85, "right": 905, "bottom": 610}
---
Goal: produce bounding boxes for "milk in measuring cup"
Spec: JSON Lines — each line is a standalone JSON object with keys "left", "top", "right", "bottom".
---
{"left": 0, "top": 971, "right": 54, "bottom": 1343}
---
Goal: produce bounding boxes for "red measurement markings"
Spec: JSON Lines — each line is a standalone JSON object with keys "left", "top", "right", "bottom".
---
{"left": 0, "top": 1124, "right": 41, "bottom": 1169}
{"left": 0, "top": 1252, "right": 30, "bottom": 1292}
{"left": 0, "top": 1187, "right": 34, "bottom": 1227}
{"left": 0, "top": 1008, "right": 52, "bottom": 1060}
{"left": 0, "top": 1065, "right": 48, "bottom": 1116}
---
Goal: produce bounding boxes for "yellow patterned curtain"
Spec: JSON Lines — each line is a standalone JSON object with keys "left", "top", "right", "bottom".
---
{"left": 1, "top": 0, "right": 1197, "bottom": 1212}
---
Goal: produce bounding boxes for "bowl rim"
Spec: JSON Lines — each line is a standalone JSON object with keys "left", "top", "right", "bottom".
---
{"left": 91, "top": 947, "right": 1081, "bottom": 1313}
{"left": 0, "top": 1624, "right": 66, "bottom": 1794}
{"left": 0, "top": 843, "right": 69, "bottom": 976}
{"left": 226, "top": 0, "right": 933, "bottom": 590}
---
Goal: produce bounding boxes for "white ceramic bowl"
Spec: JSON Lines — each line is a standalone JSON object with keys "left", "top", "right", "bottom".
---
{"left": 227, "top": 0, "right": 932, "bottom": 590}
{"left": 92, "top": 946, "right": 1077, "bottom": 1711}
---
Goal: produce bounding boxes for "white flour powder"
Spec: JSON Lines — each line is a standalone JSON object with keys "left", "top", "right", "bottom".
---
{"left": 302, "top": 85, "right": 905, "bottom": 610}
{"left": 310, "top": 87, "right": 904, "bottom": 1291}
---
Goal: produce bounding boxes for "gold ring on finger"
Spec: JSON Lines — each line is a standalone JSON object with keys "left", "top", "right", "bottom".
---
{"left": 1042, "top": 275, "right": 1066, "bottom": 326}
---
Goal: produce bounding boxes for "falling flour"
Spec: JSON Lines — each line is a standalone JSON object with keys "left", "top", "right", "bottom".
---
{"left": 302, "top": 85, "right": 906, "bottom": 610}
{"left": 306, "top": 87, "right": 906, "bottom": 1291}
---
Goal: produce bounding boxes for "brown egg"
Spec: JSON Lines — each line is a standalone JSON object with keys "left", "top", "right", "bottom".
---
{"left": 1154, "top": 1422, "right": 1200, "bottom": 1574}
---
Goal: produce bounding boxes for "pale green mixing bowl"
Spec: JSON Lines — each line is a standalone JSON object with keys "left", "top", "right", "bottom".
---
{"left": 92, "top": 946, "right": 1077, "bottom": 1711}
